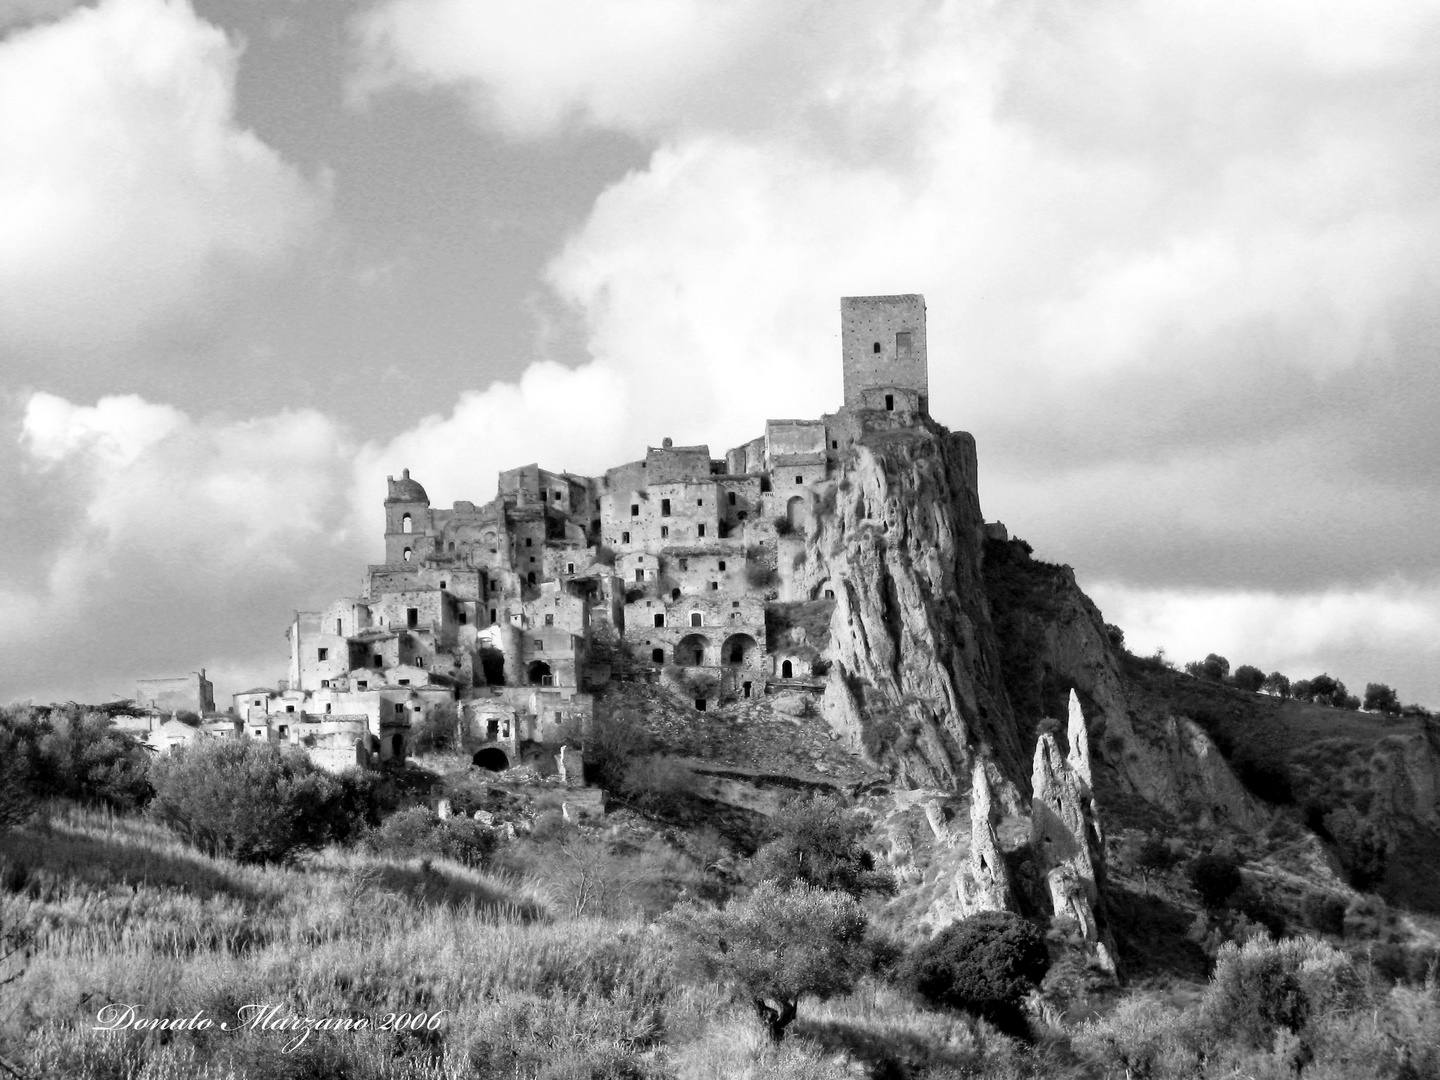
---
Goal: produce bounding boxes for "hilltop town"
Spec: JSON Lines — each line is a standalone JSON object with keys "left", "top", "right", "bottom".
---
{"left": 156, "top": 295, "right": 950, "bottom": 775}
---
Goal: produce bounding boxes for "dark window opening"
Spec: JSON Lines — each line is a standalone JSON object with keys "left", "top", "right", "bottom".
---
{"left": 896, "top": 331, "right": 912, "bottom": 354}
{"left": 795, "top": 475, "right": 803, "bottom": 485}
{"left": 545, "top": 614, "right": 554, "bottom": 626}
{"left": 654, "top": 613, "right": 665, "bottom": 627}
{"left": 691, "top": 613, "right": 702, "bottom": 627}
{"left": 527, "top": 571, "right": 537, "bottom": 586}
{"left": 872, "top": 342, "right": 881, "bottom": 353}
{"left": 490, "top": 609, "right": 497, "bottom": 623}
{"left": 407, "top": 608, "right": 418, "bottom": 628}
{"left": 661, "top": 498, "right": 671, "bottom": 516}
{"left": 695, "top": 698, "right": 706, "bottom": 712}
{"left": 622, "top": 531, "right": 630, "bottom": 544}
{"left": 652, "top": 648, "right": 664, "bottom": 663}
{"left": 671, "top": 588, "right": 680, "bottom": 601}
{"left": 525, "top": 538, "right": 532, "bottom": 548}
{"left": 401, "top": 514, "right": 412, "bottom": 533}
{"left": 742, "top": 682, "right": 752, "bottom": 698}
{"left": 885, "top": 394, "right": 894, "bottom": 411}
{"left": 661, "top": 526, "right": 669, "bottom": 539}
{"left": 286, "top": 705, "right": 295, "bottom": 714}
{"left": 738, "top": 511, "right": 748, "bottom": 520}
{"left": 335, "top": 618, "right": 343, "bottom": 635}
{"left": 630, "top": 504, "right": 639, "bottom": 517}
{"left": 399, "top": 678, "right": 410, "bottom": 686}
{"left": 374, "top": 656, "right": 383, "bottom": 668}
{"left": 831, "top": 440, "right": 838, "bottom": 449}
{"left": 825, "top": 589, "right": 835, "bottom": 599}
{"left": 459, "top": 612, "right": 467, "bottom": 625}
{"left": 635, "top": 569, "right": 644, "bottom": 582}
{"left": 718, "top": 560, "right": 726, "bottom": 570}
{"left": 567, "top": 563, "right": 575, "bottom": 574}
{"left": 696, "top": 499, "right": 703, "bottom": 507}
{"left": 440, "top": 580, "right": 446, "bottom": 589}
{"left": 727, "top": 492, "right": 736, "bottom": 506}
{"left": 679, "top": 557, "right": 688, "bottom": 570}
{"left": 317, "top": 647, "right": 328, "bottom": 661}
{"left": 697, "top": 524, "right": 706, "bottom": 537}
{"left": 710, "top": 582, "right": 719, "bottom": 590}
{"left": 782, "top": 659, "right": 794, "bottom": 678}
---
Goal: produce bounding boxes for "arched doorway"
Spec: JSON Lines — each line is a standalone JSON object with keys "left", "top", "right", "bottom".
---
{"left": 722, "top": 633, "right": 757, "bottom": 667}
{"left": 527, "top": 660, "right": 553, "bottom": 686}
{"left": 676, "top": 634, "right": 709, "bottom": 667}
{"left": 473, "top": 747, "right": 510, "bottom": 772}
{"left": 781, "top": 659, "right": 794, "bottom": 679}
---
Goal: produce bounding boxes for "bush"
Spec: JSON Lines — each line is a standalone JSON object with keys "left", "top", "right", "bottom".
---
{"left": 748, "top": 794, "right": 895, "bottom": 898}
{"left": 1073, "top": 994, "right": 1202, "bottom": 1079}
{"left": 1301, "top": 892, "right": 1347, "bottom": 937}
{"left": 1201, "top": 934, "right": 1359, "bottom": 1050}
{"left": 901, "top": 911, "right": 1049, "bottom": 1037}
{"left": 1188, "top": 852, "right": 1243, "bottom": 909}
{"left": 366, "top": 807, "right": 498, "bottom": 868}
{"left": 1133, "top": 834, "right": 1179, "bottom": 885}
{"left": 0, "top": 705, "right": 152, "bottom": 812}
{"left": 1184, "top": 654, "right": 1230, "bottom": 682}
{"left": 149, "top": 739, "right": 347, "bottom": 863}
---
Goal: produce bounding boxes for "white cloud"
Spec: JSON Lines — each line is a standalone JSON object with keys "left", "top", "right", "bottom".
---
{"left": 0, "top": 0, "right": 327, "bottom": 349}
{"left": 352, "top": 0, "right": 1440, "bottom": 710}
{"left": 1088, "top": 579, "right": 1440, "bottom": 706}
{"left": 3, "top": 391, "right": 363, "bottom": 703}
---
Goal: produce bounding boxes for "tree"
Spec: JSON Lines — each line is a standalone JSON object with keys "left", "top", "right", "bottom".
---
{"left": 1133, "top": 834, "right": 1179, "bottom": 888}
{"left": 1262, "top": 672, "right": 1292, "bottom": 700}
{"left": 1363, "top": 683, "right": 1401, "bottom": 715}
{"left": 902, "top": 911, "right": 1050, "bottom": 1038}
{"left": 664, "top": 882, "right": 869, "bottom": 1041}
{"left": 1232, "top": 665, "right": 1266, "bottom": 693}
{"left": 0, "top": 704, "right": 152, "bottom": 812}
{"left": 748, "top": 794, "right": 895, "bottom": 898}
{"left": 1104, "top": 623, "right": 1126, "bottom": 652}
{"left": 149, "top": 738, "right": 347, "bottom": 863}
{"left": 1188, "top": 852, "right": 1243, "bottom": 909}
{"left": 1184, "top": 654, "right": 1230, "bottom": 682}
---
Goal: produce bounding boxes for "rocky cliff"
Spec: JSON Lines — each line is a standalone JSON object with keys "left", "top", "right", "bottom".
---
{"left": 779, "top": 420, "right": 1027, "bottom": 807}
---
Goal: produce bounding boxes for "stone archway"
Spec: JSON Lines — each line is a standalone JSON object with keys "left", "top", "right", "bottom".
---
{"left": 473, "top": 746, "right": 510, "bottom": 771}
{"left": 722, "top": 633, "right": 757, "bottom": 667}
{"left": 786, "top": 496, "right": 808, "bottom": 531}
{"left": 676, "top": 633, "right": 709, "bottom": 667}
{"left": 527, "top": 660, "right": 553, "bottom": 686}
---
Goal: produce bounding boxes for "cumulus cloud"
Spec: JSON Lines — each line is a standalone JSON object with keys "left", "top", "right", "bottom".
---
{"left": 1, "top": 392, "right": 363, "bottom": 703}
{"left": 352, "top": 0, "right": 1440, "bottom": 705}
{"left": 0, "top": 0, "right": 326, "bottom": 350}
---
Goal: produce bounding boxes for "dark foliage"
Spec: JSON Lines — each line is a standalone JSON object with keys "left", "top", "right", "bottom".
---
{"left": 1232, "top": 665, "right": 1266, "bottom": 693}
{"left": 0, "top": 704, "right": 152, "bottom": 813}
{"left": 902, "top": 911, "right": 1050, "bottom": 1038}
{"left": 1363, "top": 683, "right": 1401, "bottom": 715}
{"left": 748, "top": 794, "right": 895, "bottom": 899}
{"left": 1188, "top": 852, "right": 1244, "bottom": 909}
{"left": 1262, "top": 671, "right": 1292, "bottom": 699}
{"left": 1301, "top": 891, "right": 1347, "bottom": 937}
{"left": 365, "top": 806, "right": 498, "bottom": 868}
{"left": 1184, "top": 654, "right": 1231, "bottom": 682}
{"left": 1322, "top": 807, "right": 1388, "bottom": 890}
{"left": 149, "top": 738, "right": 352, "bottom": 863}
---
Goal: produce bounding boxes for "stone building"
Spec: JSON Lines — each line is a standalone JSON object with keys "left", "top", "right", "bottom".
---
{"left": 256, "top": 294, "right": 932, "bottom": 771}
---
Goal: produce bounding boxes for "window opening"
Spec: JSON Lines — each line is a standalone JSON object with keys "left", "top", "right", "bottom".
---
{"left": 661, "top": 526, "right": 669, "bottom": 539}
{"left": 718, "top": 560, "right": 726, "bottom": 570}
{"left": 691, "top": 612, "right": 702, "bottom": 627}
{"left": 407, "top": 608, "right": 418, "bottom": 628}
{"left": 697, "top": 524, "right": 706, "bottom": 537}
{"left": 728, "top": 492, "right": 736, "bottom": 506}
{"left": 545, "top": 614, "right": 554, "bottom": 626}
{"left": 695, "top": 699, "right": 706, "bottom": 711}
{"left": 782, "top": 659, "right": 794, "bottom": 678}
{"left": 622, "top": 531, "right": 630, "bottom": 544}
{"left": 654, "top": 613, "right": 665, "bottom": 627}
{"left": 317, "top": 647, "right": 328, "bottom": 661}
{"left": 630, "top": 504, "right": 639, "bottom": 517}
{"left": 885, "top": 394, "right": 894, "bottom": 411}
{"left": 661, "top": 498, "right": 671, "bottom": 516}
{"left": 635, "top": 569, "right": 644, "bottom": 582}
{"left": 401, "top": 514, "right": 412, "bottom": 534}
{"left": 652, "top": 648, "right": 664, "bottom": 663}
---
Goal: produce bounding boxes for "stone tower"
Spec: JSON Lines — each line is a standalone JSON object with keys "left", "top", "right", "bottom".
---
{"left": 384, "top": 468, "right": 431, "bottom": 565}
{"left": 840, "top": 294, "right": 928, "bottom": 415}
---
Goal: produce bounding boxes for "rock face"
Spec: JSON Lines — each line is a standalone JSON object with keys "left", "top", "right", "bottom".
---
{"left": 795, "top": 421, "right": 1025, "bottom": 807}
{"left": 1031, "top": 691, "right": 1117, "bottom": 974}
{"left": 954, "top": 759, "right": 1016, "bottom": 917}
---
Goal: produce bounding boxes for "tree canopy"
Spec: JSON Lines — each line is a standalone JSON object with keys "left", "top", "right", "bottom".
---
{"left": 748, "top": 793, "right": 895, "bottom": 898}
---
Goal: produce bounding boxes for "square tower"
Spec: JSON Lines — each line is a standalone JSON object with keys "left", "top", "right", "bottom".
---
{"left": 841, "top": 294, "right": 928, "bottom": 415}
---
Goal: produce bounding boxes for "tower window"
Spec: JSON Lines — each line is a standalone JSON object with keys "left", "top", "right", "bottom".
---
{"left": 896, "top": 331, "right": 912, "bottom": 354}
{"left": 635, "top": 570, "right": 644, "bottom": 582}
{"left": 885, "top": 394, "right": 895, "bottom": 411}
{"left": 567, "top": 563, "right": 575, "bottom": 574}
{"left": 317, "top": 647, "right": 328, "bottom": 661}
{"left": 401, "top": 514, "right": 412, "bottom": 534}
{"left": 872, "top": 342, "right": 881, "bottom": 354}
{"left": 525, "top": 538, "right": 532, "bottom": 547}
{"left": 631, "top": 504, "right": 639, "bottom": 517}
{"left": 697, "top": 524, "right": 706, "bottom": 537}
{"left": 652, "top": 648, "right": 664, "bottom": 663}
{"left": 403, "top": 548, "right": 412, "bottom": 562}
{"left": 407, "top": 608, "right": 418, "bottom": 628}
{"left": 622, "top": 531, "right": 630, "bottom": 544}
{"left": 661, "top": 498, "right": 671, "bottom": 516}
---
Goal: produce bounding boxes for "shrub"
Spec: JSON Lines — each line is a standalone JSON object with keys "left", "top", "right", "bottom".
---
{"left": 748, "top": 794, "right": 895, "bottom": 898}
{"left": 619, "top": 755, "right": 697, "bottom": 817}
{"left": 1201, "top": 934, "right": 1359, "bottom": 1050}
{"left": 149, "top": 738, "right": 346, "bottom": 863}
{"left": 665, "top": 881, "right": 869, "bottom": 1041}
{"left": 1073, "top": 994, "right": 1202, "bottom": 1079}
{"left": 1301, "top": 892, "right": 1347, "bottom": 937}
{"left": 1188, "top": 852, "right": 1243, "bottom": 909}
{"left": 901, "top": 911, "right": 1049, "bottom": 1037}
{"left": 0, "top": 704, "right": 152, "bottom": 812}
{"left": 366, "top": 807, "right": 499, "bottom": 868}
{"left": 1133, "top": 834, "right": 1179, "bottom": 885}
{"left": 1322, "top": 807, "right": 1388, "bottom": 890}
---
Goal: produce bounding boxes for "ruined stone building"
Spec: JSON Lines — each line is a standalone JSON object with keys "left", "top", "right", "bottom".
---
{"left": 248, "top": 295, "right": 937, "bottom": 772}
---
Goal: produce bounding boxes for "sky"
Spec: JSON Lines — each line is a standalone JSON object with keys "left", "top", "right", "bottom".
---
{"left": 2, "top": 0, "right": 1438, "bottom": 710}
